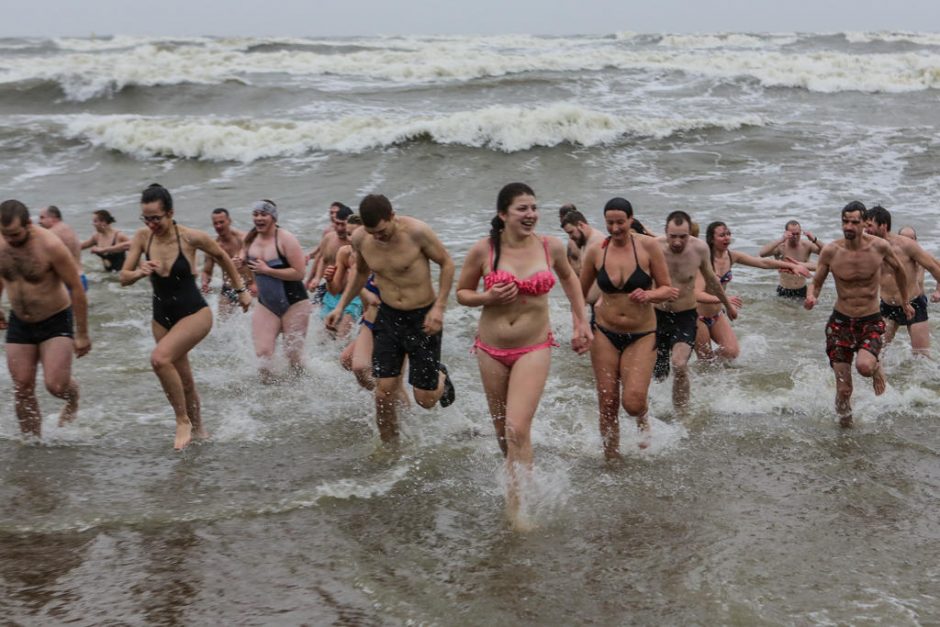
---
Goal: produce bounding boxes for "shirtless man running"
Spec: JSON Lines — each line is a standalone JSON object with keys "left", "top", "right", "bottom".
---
{"left": 804, "top": 201, "right": 912, "bottom": 428}
{"left": 863, "top": 206, "right": 940, "bottom": 357}
{"left": 39, "top": 205, "right": 86, "bottom": 291}
{"left": 200, "top": 208, "right": 251, "bottom": 317}
{"left": 655, "top": 211, "right": 737, "bottom": 409}
{"left": 325, "top": 194, "right": 456, "bottom": 443}
{"left": 758, "top": 219, "right": 822, "bottom": 299}
{"left": 0, "top": 200, "right": 90, "bottom": 438}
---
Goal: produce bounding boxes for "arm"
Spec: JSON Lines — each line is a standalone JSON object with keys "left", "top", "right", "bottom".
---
{"left": 804, "top": 245, "right": 833, "bottom": 310}
{"left": 579, "top": 244, "right": 600, "bottom": 300}
{"left": 731, "top": 249, "right": 811, "bottom": 277}
{"left": 419, "top": 226, "right": 455, "bottom": 335}
{"left": 698, "top": 252, "right": 737, "bottom": 319}
{"left": 0, "top": 278, "right": 6, "bottom": 329}
{"left": 758, "top": 237, "right": 784, "bottom": 258}
{"left": 80, "top": 234, "right": 97, "bottom": 250}
{"left": 804, "top": 231, "right": 823, "bottom": 254}
{"left": 549, "top": 236, "right": 592, "bottom": 354}
{"left": 631, "top": 238, "right": 678, "bottom": 304}
{"left": 119, "top": 229, "right": 154, "bottom": 286}
{"left": 327, "top": 246, "right": 351, "bottom": 295}
{"left": 882, "top": 243, "right": 913, "bottom": 317}
{"left": 324, "top": 245, "right": 370, "bottom": 330}
{"left": 50, "top": 239, "right": 90, "bottom": 356}
{"left": 201, "top": 253, "right": 216, "bottom": 293}
{"left": 903, "top": 239, "right": 940, "bottom": 302}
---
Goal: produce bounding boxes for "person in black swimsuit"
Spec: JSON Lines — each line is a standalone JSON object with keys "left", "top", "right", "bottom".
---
{"left": 243, "top": 199, "right": 311, "bottom": 382}
{"left": 579, "top": 197, "right": 678, "bottom": 459}
{"left": 81, "top": 209, "right": 130, "bottom": 273}
{"left": 120, "top": 184, "right": 251, "bottom": 450}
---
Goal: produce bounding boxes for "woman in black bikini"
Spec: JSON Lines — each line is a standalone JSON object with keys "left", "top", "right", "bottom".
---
{"left": 580, "top": 198, "right": 677, "bottom": 459}
{"left": 81, "top": 209, "right": 130, "bottom": 273}
{"left": 120, "top": 184, "right": 251, "bottom": 450}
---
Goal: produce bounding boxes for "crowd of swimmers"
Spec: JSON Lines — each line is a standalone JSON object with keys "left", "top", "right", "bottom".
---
{"left": 1, "top": 184, "right": 938, "bottom": 529}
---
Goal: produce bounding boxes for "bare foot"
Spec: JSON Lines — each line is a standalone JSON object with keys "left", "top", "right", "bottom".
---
{"left": 58, "top": 393, "right": 79, "bottom": 427}
{"left": 192, "top": 427, "right": 210, "bottom": 441}
{"left": 174, "top": 420, "right": 193, "bottom": 450}
{"left": 259, "top": 369, "right": 277, "bottom": 385}
{"left": 839, "top": 414, "right": 854, "bottom": 428}
{"left": 509, "top": 510, "right": 538, "bottom": 533}
{"left": 603, "top": 448, "right": 622, "bottom": 462}
{"left": 872, "top": 364, "right": 887, "bottom": 396}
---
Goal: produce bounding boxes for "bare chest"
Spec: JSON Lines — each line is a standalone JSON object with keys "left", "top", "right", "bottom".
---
{"left": 0, "top": 247, "right": 51, "bottom": 283}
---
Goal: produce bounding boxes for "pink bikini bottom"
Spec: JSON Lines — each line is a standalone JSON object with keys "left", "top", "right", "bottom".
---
{"left": 472, "top": 332, "right": 557, "bottom": 368}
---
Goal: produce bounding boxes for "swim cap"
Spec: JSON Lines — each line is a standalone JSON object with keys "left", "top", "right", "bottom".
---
{"left": 252, "top": 200, "right": 278, "bottom": 221}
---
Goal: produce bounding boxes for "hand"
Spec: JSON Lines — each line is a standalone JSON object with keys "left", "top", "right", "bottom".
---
{"left": 931, "top": 288, "right": 940, "bottom": 304}
{"left": 362, "top": 290, "right": 381, "bottom": 307}
{"left": 324, "top": 308, "right": 341, "bottom": 331}
{"left": 903, "top": 302, "right": 916, "bottom": 321}
{"left": 726, "top": 303, "right": 738, "bottom": 321}
{"left": 804, "top": 294, "right": 817, "bottom": 310}
{"left": 74, "top": 334, "right": 91, "bottom": 358}
{"left": 90, "top": 246, "right": 103, "bottom": 255}
{"left": 804, "top": 230, "right": 818, "bottom": 244}
{"left": 237, "top": 291, "right": 252, "bottom": 311}
{"left": 200, "top": 279, "right": 211, "bottom": 294}
{"left": 570, "top": 319, "right": 593, "bottom": 354}
{"left": 663, "top": 286, "right": 680, "bottom": 301}
{"left": 323, "top": 265, "right": 337, "bottom": 282}
{"left": 247, "top": 258, "right": 269, "bottom": 275}
{"left": 232, "top": 255, "right": 244, "bottom": 269}
{"left": 422, "top": 305, "right": 444, "bottom": 335}
{"left": 729, "top": 295, "right": 743, "bottom": 309}
{"left": 0, "top": 310, "right": 6, "bottom": 331}
{"left": 486, "top": 281, "right": 519, "bottom": 305}
{"left": 783, "top": 259, "right": 812, "bottom": 278}
{"left": 306, "top": 278, "right": 318, "bottom": 291}
{"left": 628, "top": 288, "right": 650, "bottom": 303}
{"left": 139, "top": 260, "right": 160, "bottom": 276}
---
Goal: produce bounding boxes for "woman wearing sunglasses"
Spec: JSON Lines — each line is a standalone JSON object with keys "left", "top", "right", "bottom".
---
{"left": 120, "top": 184, "right": 251, "bottom": 450}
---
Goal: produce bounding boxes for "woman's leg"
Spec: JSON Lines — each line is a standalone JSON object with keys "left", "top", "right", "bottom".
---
{"left": 281, "top": 300, "right": 312, "bottom": 374}
{"left": 590, "top": 331, "right": 624, "bottom": 460}
{"left": 251, "top": 304, "right": 283, "bottom": 382}
{"left": 619, "top": 333, "right": 657, "bottom": 449}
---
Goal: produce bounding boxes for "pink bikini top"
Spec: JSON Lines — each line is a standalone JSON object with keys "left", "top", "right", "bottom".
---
{"left": 483, "top": 237, "right": 556, "bottom": 296}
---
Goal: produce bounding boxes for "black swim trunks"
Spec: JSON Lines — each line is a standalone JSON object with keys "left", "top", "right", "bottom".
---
{"left": 654, "top": 308, "right": 698, "bottom": 380}
{"left": 825, "top": 310, "right": 885, "bottom": 366}
{"left": 6, "top": 308, "right": 74, "bottom": 345}
{"left": 776, "top": 285, "right": 807, "bottom": 299}
{"left": 372, "top": 302, "right": 442, "bottom": 390}
{"left": 880, "top": 294, "right": 929, "bottom": 327}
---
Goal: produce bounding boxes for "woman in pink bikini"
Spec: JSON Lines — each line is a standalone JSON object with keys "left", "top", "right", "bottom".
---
{"left": 457, "top": 182, "right": 592, "bottom": 529}
{"left": 580, "top": 197, "right": 677, "bottom": 459}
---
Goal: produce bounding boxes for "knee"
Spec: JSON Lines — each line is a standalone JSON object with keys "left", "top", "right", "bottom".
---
{"left": 44, "top": 378, "right": 71, "bottom": 397}
{"left": 621, "top": 396, "right": 647, "bottom": 417}
{"left": 672, "top": 355, "right": 690, "bottom": 372}
{"left": 856, "top": 361, "right": 875, "bottom": 378}
{"left": 720, "top": 344, "right": 740, "bottom": 360}
{"left": 12, "top": 378, "right": 36, "bottom": 397}
{"left": 150, "top": 350, "right": 173, "bottom": 371}
{"left": 414, "top": 390, "right": 436, "bottom": 409}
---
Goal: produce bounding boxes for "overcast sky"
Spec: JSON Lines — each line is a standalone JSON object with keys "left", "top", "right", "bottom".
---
{"left": 2, "top": 0, "right": 939, "bottom": 37}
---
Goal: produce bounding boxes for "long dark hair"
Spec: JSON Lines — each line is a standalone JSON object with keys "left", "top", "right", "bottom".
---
{"left": 705, "top": 221, "right": 727, "bottom": 269}
{"left": 140, "top": 183, "right": 173, "bottom": 212}
{"left": 491, "top": 182, "right": 535, "bottom": 271}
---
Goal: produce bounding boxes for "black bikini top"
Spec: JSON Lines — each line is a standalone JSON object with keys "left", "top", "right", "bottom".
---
{"left": 596, "top": 235, "right": 653, "bottom": 294}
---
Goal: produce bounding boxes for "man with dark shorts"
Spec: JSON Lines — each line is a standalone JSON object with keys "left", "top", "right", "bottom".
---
{"left": 325, "top": 194, "right": 456, "bottom": 443}
{"left": 201, "top": 208, "right": 251, "bottom": 317}
{"left": 863, "top": 206, "right": 940, "bottom": 357}
{"left": 39, "top": 205, "right": 86, "bottom": 291}
{"left": 0, "top": 200, "right": 90, "bottom": 438}
{"left": 758, "top": 219, "right": 822, "bottom": 300}
{"left": 805, "top": 201, "right": 912, "bottom": 428}
{"left": 655, "top": 211, "right": 737, "bottom": 409}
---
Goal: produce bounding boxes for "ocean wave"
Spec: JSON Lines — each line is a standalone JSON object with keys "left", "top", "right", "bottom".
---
{"left": 4, "top": 36, "right": 940, "bottom": 100}
{"left": 844, "top": 31, "right": 940, "bottom": 47}
{"left": 657, "top": 33, "right": 799, "bottom": 49}
{"left": 51, "top": 106, "right": 765, "bottom": 161}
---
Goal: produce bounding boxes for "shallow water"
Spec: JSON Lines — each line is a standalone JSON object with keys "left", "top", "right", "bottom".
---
{"left": 2, "top": 31, "right": 940, "bottom": 624}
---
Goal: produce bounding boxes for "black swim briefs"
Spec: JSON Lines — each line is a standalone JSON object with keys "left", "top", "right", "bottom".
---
{"left": 880, "top": 294, "right": 929, "bottom": 327}
{"left": 6, "top": 307, "right": 74, "bottom": 345}
{"left": 372, "top": 302, "right": 442, "bottom": 390}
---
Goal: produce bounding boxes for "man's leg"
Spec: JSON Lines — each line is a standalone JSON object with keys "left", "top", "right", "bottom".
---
{"left": 671, "top": 342, "right": 693, "bottom": 410}
{"left": 6, "top": 343, "right": 41, "bottom": 437}
{"left": 908, "top": 320, "right": 931, "bottom": 358}
{"left": 832, "top": 362, "right": 854, "bottom": 428}
{"left": 38, "top": 337, "right": 79, "bottom": 426}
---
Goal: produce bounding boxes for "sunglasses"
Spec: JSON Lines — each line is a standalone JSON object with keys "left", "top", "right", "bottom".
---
{"left": 140, "top": 214, "right": 167, "bottom": 224}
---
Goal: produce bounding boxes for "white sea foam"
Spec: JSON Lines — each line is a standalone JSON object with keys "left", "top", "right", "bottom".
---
{"left": 53, "top": 106, "right": 765, "bottom": 161}
{"left": 844, "top": 31, "right": 940, "bottom": 47}
{"left": 4, "top": 35, "right": 940, "bottom": 100}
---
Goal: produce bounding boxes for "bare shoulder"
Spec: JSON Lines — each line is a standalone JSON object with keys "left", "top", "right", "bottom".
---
{"left": 401, "top": 215, "right": 433, "bottom": 240}
{"left": 350, "top": 226, "right": 367, "bottom": 250}
{"left": 542, "top": 234, "right": 565, "bottom": 255}
{"left": 178, "top": 224, "right": 211, "bottom": 248}
{"left": 277, "top": 228, "right": 302, "bottom": 248}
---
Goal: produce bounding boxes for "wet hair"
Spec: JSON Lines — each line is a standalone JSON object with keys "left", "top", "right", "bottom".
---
{"left": 785, "top": 219, "right": 800, "bottom": 230}
{"left": 330, "top": 202, "right": 350, "bottom": 213}
{"left": 603, "top": 197, "right": 651, "bottom": 235}
{"left": 841, "top": 200, "right": 866, "bottom": 221}
{"left": 705, "top": 221, "right": 728, "bottom": 269}
{"left": 560, "top": 210, "right": 588, "bottom": 228}
{"left": 0, "top": 199, "right": 30, "bottom": 227}
{"left": 211, "top": 208, "right": 230, "bottom": 217}
{"left": 866, "top": 205, "right": 891, "bottom": 231}
{"left": 690, "top": 221, "right": 700, "bottom": 238}
{"left": 558, "top": 203, "right": 578, "bottom": 220}
{"left": 93, "top": 209, "right": 116, "bottom": 224}
{"left": 491, "top": 182, "right": 536, "bottom": 271}
{"left": 335, "top": 205, "right": 354, "bottom": 221}
{"left": 898, "top": 226, "right": 917, "bottom": 240}
{"left": 45, "top": 205, "right": 62, "bottom": 220}
{"left": 141, "top": 183, "right": 173, "bottom": 212}
{"left": 359, "top": 194, "right": 393, "bottom": 228}
{"left": 666, "top": 210, "right": 692, "bottom": 228}
{"left": 347, "top": 214, "right": 363, "bottom": 226}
